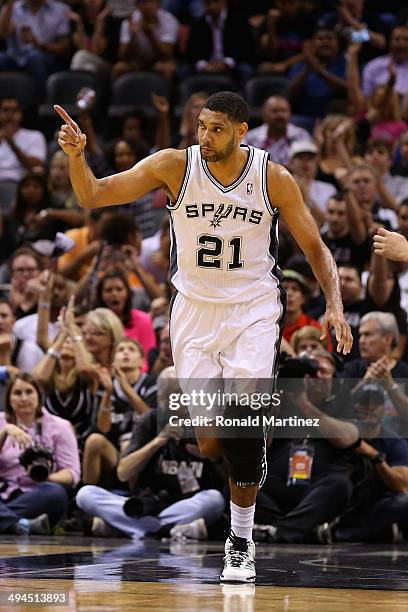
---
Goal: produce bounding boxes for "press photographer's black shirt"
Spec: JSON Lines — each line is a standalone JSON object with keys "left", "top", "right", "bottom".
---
{"left": 122, "top": 410, "right": 223, "bottom": 501}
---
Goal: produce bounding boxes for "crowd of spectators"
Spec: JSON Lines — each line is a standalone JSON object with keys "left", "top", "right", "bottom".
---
{"left": 1, "top": 0, "right": 408, "bottom": 546}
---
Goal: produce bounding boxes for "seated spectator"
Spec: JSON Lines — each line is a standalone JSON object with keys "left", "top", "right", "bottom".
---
{"left": 140, "top": 215, "right": 170, "bottom": 284}
{"left": 364, "top": 138, "right": 408, "bottom": 204}
{"left": 348, "top": 42, "right": 408, "bottom": 146}
{"left": 82, "top": 338, "right": 155, "bottom": 487}
{"left": 334, "top": 383, "right": 408, "bottom": 543}
{"left": 13, "top": 270, "right": 72, "bottom": 348}
{"left": 0, "top": 97, "right": 46, "bottom": 182}
{"left": 69, "top": 0, "right": 123, "bottom": 80}
{"left": 6, "top": 247, "right": 42, "bottom": 319}
{"left": 114, "top": 0, "right": 179, "bottom": 80}
{"left": 284, "top": 254, "right": 325, "bottom": 320}
{"left": 291, "top": 325, "right": 328, "bottom": 356}
{"left": 32, "top": 296, "right": 97, "bottom": 453}
{"left": 83, "top": 307, "right": 125, "bottom": 369}
{"left": 96, "top": 268, "right": 157, "bottom": 371}
{"left": 76, "top": 367, "right": 225, "bottom": 540}
{"left": 46, "top": 151, "right": 84, "bottom": 228}
{"left": 288, "top": 28, "right": 347, "bottom": 129}
{"left": 257, "top": 0, "right": 315, "bottom": 75}
{"left": 282, "top": 269, "right": 324, "bottom": 345}
{"left": 0, "top": 0, "right": 71, "bottom": 99}
{"left": 318, "top": 0, "right": 387, "bottom": 64}
{"left": 148, "top": 322, "right": 173, "bottom": 374}
{"left": 245, "top": 96, "right": 311, "bottom": 166}
{"left": 288, "top": 140, "right": 336, "bottom": 221}
{"left": 103, "top": 142, "right": 158, "bottom": 239}
{"left": 255, "top": 351, "right": 359, "bottom": 544}
{"left": 0, "top": 373, "right": 80, "bottom": 534}
{"left": 347, "top": 163, "right": 398, "bottom": 230}
{"left": 343, "top": 312, "right": 408, "bottom": 428}
{"left": 1, "top": 173, "right": 65, "bottom": 260}
{"left": 320, "top": 192, "right": 369, "bottom": 272}
{"left": 185, "top": 0, "right": 255, "bottom": 85}
{"left": 315, "top": 114, "right": 354, "bottom": 186}
{"left": 57, "top": 208, "right": 115, "bottom": 282}
{"left": 392, "top": 131, "right": 408, "bottom": 177}
{"left": 174, "top": 92, "right": 207, "bottom": 149}
{"left": 0, "top": 298, "right": 43, "bottom": 372}
{"left": 362, "top": 26, "right": 408, "bottom": 98}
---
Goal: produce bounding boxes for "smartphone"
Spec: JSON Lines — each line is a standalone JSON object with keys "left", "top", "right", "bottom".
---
{"left": 350, "top": 28, "right": 370, "bottom": 44}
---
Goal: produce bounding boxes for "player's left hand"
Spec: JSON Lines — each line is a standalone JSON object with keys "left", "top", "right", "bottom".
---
{"left": 320, "top": 307, "right": 353, "bottom": 355}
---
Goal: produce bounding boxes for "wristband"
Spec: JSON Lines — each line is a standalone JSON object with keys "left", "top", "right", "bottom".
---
{"left": 47, "top": 348, "right": 60, "bottom": 360}
{"left": 73, "top": 335, "right": 83, "bottom": 342}
{"left": 39, "top": 302, "right": 50, "bottom": 309}
{"left": 372, "top": 452, "right": 386, "bottom": 465}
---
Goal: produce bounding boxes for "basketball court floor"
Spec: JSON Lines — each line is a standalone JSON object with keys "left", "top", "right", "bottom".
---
{"left": 1, "top": 536, "right": 408, "bottom": 611}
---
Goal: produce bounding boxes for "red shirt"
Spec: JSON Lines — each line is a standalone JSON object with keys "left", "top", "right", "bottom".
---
{"left": 283, "top": 312, "right": 333, "bottom": 351}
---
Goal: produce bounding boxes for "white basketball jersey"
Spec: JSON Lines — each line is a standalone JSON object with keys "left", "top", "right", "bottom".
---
{"left": 167, "top": 144, "right": 282, "bottom": 303}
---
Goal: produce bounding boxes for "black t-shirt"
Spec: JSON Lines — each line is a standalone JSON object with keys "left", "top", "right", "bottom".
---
{"left": 96, "top": 373, "right": 158, "bottom": 450}
{"left": 342, "top": 299, "right": 371, "bottom": 362}
{"left": 122, "top": 410, "right": 223, "bottom": 501}
{"left": 44, "top": 378, "right": 98, "bottom": 450}
{"left": 321, "top": 230, "right": 370, "bottom": 272}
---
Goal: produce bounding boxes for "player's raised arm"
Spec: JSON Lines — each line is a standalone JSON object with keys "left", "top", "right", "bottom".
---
{"left": 54, "top": 105, "right": 179, "bottom": 208}
{"left": 268, "top": 162, "right": 353, "bottom": 355}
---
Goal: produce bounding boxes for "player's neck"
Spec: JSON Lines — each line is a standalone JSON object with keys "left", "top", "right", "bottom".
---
{"left": 207, "top": 147, "right": 249, "bottom": 187}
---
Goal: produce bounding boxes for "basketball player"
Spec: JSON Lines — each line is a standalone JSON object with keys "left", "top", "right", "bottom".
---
{"left": 55, "top": 92, "right": 352, "bottom": 584}
{"left": 374, "top": 226, "right": 408, "bottom": 261}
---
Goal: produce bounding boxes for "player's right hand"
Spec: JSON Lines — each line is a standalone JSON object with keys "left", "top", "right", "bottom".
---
{"left": 54, "top": 104, "right": 87, "bottom": 157}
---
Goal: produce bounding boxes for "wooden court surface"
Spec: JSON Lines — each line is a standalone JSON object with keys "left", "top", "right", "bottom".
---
{"left": 1, "top": 538, "right": 408, "bottom": 611}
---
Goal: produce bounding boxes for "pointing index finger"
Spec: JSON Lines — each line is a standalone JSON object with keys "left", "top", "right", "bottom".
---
{"left": 54, "top": 104, "right": 79, "bottom": 131}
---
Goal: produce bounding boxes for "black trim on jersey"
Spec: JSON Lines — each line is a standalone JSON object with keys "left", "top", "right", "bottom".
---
{"left": 168, "top": 210, "right": 178, "bottom": 281}
{"left": 167, "top": 147, "right": 192, "bottom": 211}
{"left": 201, "top": 145, "right": 254, "bottom": 193}
{"left": 262, "top": 151, "right": 278, "bottom": 217}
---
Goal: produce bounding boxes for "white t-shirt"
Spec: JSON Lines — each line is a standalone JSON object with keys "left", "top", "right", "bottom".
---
{"left": 13, "top": 314, "right": 59, "bottom": 345}
{"left": 0, "top": 128, "right": 47, "bottom": 181}
{"left": 120, "top": 8, "right": 179, "bottom": 61}
{"left": 310, "top": 180, "right": 337, "bottom": 213}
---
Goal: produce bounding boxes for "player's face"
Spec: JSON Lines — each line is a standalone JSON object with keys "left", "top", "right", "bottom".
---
{"left": 198, "top": 109, "right": 245, "bottom": 162}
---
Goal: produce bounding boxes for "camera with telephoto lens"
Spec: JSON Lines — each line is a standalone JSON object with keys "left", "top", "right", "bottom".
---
{"left": 123, "top": 489, "right": 169, "bottom": 518}
{"left": 278, "top": 355, "right": 319, "bottom": 379}
{"left": 19, "top": 444, "right": 54, "bottom": 482}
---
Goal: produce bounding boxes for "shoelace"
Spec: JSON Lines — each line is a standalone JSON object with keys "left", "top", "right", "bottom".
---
{"left": 225, "top": 532, "right": 252, "bottom": 568}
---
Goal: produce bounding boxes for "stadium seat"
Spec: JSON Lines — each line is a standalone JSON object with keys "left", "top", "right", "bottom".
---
{"left": 38, "top": 71, "right": 106, "bottom": 119}
{"left": 245, "top": 76, "right": 289, "bottom": 118}
{"left": 0, "top": 72, "right": 35, "bottom": 111}
{"left": 108, "top": 72, "right": 170, "bottom": 118}
{"left": 179, "top": 74, "right": 238, "bottom": 106}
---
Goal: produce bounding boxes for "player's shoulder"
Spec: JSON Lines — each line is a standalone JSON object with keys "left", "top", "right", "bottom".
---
{"left": 266, "top": 159, "right": 293, "bottom": 182}
{"left": 147, "top": 148, "right": 187, "bottom": 173}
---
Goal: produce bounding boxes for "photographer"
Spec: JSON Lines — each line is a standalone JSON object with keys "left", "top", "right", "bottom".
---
{"left": 335, "top": 383, "right": 408, "bottom": 542}
{"left": 76, "top": 367, "right": 225, "bottom": 539}
{"left": 0, "top": 373, "right": 80, "bottom": 535}
{"left": 255, "top": 351, "right": 360, "bottom": 543}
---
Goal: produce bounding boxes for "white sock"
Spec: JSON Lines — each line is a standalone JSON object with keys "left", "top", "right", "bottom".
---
{"left": 230, "top": 501, "right": 255, "bottom": 541}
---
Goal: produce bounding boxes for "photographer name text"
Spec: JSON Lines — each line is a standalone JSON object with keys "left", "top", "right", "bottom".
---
{"left": 168, "top": 415, "right": 320, "bottom": 428}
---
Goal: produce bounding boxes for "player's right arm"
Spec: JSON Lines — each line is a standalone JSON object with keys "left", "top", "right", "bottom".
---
{"left": 55, "top": 104, "right": 181, "bottom": 208}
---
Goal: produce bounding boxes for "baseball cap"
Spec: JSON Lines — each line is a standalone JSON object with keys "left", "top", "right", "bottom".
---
{"left": 288, "top": 140, "right": 318, "bottom": 160}
{"left": 282, "top": 269, "right": 310, "bottom": 294}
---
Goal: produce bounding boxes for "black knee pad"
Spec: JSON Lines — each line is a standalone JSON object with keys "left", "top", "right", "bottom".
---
{"left": 219, "top": 402, "right": 266, "bottom": 488}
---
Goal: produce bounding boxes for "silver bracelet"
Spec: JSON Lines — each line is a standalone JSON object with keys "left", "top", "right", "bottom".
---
{"left": 73, "top": 335, "right": 83, "bottom": 342}
{"left": 47, "top": 348, "right": 60, "bottom": 360}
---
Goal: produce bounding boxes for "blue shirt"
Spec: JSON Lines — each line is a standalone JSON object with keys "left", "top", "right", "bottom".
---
{"left": 289, "top": 56, "right": 346, "bottom": 118}
{"left": 2, "top": 0, "right": 70, "bottom": 63}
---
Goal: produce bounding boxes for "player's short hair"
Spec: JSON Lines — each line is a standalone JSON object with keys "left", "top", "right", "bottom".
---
{"left": 203, "top": 91, "right": 249, "bottom": 124}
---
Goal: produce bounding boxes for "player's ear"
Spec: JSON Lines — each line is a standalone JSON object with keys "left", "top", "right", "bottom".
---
{"left": 237, "top": 122, "right": 248, "bottom": 141}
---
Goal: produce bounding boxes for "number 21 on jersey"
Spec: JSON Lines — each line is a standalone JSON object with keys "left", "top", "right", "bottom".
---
{"left": 197, "top": 234, "right": 243, "bottom": 270}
